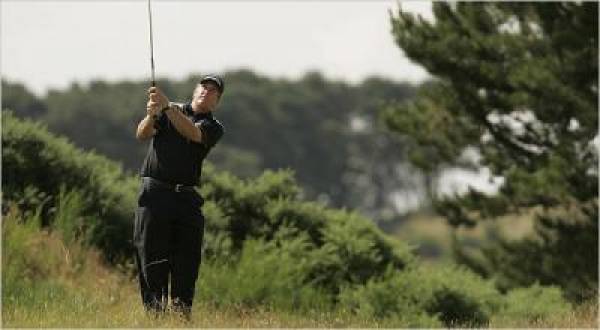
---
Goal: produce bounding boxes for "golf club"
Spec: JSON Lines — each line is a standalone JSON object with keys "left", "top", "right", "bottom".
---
{"left": 147, "top": 0, "right": 156, "bottom": 87}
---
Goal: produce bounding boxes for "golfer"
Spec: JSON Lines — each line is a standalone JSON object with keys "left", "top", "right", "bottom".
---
{"left": 133, "top": 74, "right": 225, "bottom": 319}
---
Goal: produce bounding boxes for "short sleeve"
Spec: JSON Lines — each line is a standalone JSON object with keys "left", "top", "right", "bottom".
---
{"left": 194, "top": 119, "right": 224, "bottom": 149}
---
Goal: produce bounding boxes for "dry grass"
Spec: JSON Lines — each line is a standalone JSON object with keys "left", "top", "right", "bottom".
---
{"left": 0, "top": 216, "right": 388, "bottom": 328}
{"left": 3, "top": 277, "right": 389, "bottom": 328}
{"left": 3, "top": 207, "right": 597, "bottom": 329}
{"left": 490, "top": 299, "right": 599, "bottom": 328}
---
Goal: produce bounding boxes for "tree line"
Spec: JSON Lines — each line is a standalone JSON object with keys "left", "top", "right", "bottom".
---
{"left": 2, "top": 70, "right": 422, "bottom": 222}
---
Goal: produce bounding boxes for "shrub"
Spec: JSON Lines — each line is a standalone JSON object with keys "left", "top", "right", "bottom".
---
{"left": 196, "top": 238, "right": 331, "bottom": 312}
{"left": 339, "top": 264, "right": 503, "bottom": 327}
{"left": 3, "top": 112, "right": 416, "bottom": 296}
{"left": 264, "top": 199, "right": 415, "bottom": 293}
{"left": 498, "top": 284, "right": 571, "bottom": 321}
{"left": 2, "top": 111, "right": 138, "bottom": 262}
{"left": 199, "top": 164, "right": 417, "bottom": 294}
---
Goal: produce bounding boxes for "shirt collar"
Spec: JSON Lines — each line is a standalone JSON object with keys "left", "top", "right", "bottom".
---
{"left": 184, "top": 103, "right": 213, "bottom": 120}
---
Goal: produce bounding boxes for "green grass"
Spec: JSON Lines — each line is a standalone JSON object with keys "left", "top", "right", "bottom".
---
{"left": 0, "top": 204, "right": 396, "bottom": 328}
{"left": 3, "top": 205, "right": 597, "bottom": 328}
{"left": 4, "top": 270, "right": 596, "bottom": 328}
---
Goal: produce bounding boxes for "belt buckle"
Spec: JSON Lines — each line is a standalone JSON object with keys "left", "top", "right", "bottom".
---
{"left": 175, "top": 184, "right": 183, "bottom": 192}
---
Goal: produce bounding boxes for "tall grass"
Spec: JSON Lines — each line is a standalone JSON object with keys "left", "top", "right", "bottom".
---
{"left": 2, "top": 192, "right": 597, "bottom": 328}
{"left": 0, "top": 203, "right": 396, "bottom": 328}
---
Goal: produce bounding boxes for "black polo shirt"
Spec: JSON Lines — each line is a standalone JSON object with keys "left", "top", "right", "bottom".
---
{"left": 140, "top": 103, "right": 224, "bottom": 186}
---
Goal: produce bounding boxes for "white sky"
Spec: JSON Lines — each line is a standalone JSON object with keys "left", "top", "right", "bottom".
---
{"left": 1, "top": 1, "right": 433, "bottom": 96}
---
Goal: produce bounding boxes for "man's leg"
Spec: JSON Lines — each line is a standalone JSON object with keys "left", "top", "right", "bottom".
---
{"left": 133, "top": 190, "right": 172, "bottom": 314}
{"left": 169, "top": 203, "right": 204, "bottom": 319}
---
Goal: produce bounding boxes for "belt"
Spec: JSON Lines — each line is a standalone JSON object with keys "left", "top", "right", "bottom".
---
{"left": 143, "top": 177, "right": 196, "bottom": 193}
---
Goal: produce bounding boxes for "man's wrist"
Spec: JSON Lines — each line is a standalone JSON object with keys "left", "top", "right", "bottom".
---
{"left": 162, "top": 101, "right": 179, "bottom": 113}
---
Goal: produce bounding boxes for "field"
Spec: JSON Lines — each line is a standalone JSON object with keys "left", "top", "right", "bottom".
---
{"left": 3, "top": 207, "right": 597, "bottom": 328}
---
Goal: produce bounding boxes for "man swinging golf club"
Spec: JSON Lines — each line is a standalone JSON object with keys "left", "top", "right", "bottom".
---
{"left": 133, "top": 0, "right": 224, "bottom": 319}
{"left": 133, "top": 75, "right": 225, "bottom": 319}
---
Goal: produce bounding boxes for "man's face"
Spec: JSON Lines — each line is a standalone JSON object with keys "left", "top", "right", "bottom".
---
{"left": 191, "top": 82, "right": 221, "bottom": 112}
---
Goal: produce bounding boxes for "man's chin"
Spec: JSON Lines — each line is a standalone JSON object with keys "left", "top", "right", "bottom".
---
{"left": 192, "top": 103, "right": 211, "bottom": 113}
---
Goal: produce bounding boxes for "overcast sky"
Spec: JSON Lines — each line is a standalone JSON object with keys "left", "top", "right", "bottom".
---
{"left": 1, "top": 1, "right": 433, "bottom": 96}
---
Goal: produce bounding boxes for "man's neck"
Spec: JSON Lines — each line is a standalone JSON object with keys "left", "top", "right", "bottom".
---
{"left": 191, "top": 104, "right": 213, "bottom": 114}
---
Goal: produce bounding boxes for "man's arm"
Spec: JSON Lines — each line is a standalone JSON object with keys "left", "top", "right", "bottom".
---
{"left": 147, "top": 86, "right": 203, "bottom": 143}
{"left": 163, "top": 105, "right": 202, "bottom": 143}
{"left": 136, "top": 114, "right": 157, "bottom": 140}
{"left": 136, "top": 91, "right": 161, "bottom": 140}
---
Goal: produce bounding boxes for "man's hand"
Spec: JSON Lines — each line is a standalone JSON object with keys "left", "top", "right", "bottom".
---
{"left": 147, "top": 86, "right": 170, "bottom": 117}
{"left": 146, "top": 100, "right": 160, "bottom": 118}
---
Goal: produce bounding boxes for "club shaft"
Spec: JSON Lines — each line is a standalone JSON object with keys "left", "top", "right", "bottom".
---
{"left": 147, "top": 0, "right": 155, "bottom": 87}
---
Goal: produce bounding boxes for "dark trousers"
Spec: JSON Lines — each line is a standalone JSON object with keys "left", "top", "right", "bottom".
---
{"left": 133, "top": 177, "right": 204, "bottom": 318}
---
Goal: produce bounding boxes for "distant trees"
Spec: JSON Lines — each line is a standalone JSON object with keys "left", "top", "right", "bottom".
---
{"left": 2, "top": 81, "right": 47, "bottom": 118}
{"left": 386, "top": 2, "right": 598, "bottom": 301}
{"left": 2, "top": 70, "right": 421, "bottom": 221}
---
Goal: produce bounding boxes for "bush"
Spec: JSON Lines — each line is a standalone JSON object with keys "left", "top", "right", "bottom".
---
{"left": 339, "top": 264, "right": 504, "bottom": 327}
{"left": 3, "top": 112, "right": 416, "bottom": 296}
{"left": 2, "top": 111, "right": 138, "bottom": 262}
{"left": 339, "top": 261, "right": 574, "bottom": 327}
{"left": 197, "top": 238, "right": 331, "bottom": 312}
{"left": 201, "top": 166, "right": 301, "bottom": 251}
{"left": 264, "top": 199, "right": 416, "bottom": 290}
{"left": 498, "top": 284, "right": 571, "bottom": 321}
{"left": 3, "top": 112, "right": 577, "bottom": 328}
{"left": 201, "top": 169, "right": 416, "bottom": 294}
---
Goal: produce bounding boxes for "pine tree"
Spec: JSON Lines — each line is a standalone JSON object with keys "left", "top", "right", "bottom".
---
{"left": 385, "top": 2, "right": 598, "bottom": 302}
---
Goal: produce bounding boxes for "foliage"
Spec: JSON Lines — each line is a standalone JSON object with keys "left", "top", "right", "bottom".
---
{"left": 3, "top": 199, "right": 578, "bottom": 328}
{"left": 2, "top": 70, "right": 421, "bottom": 221}
{"left": 498, "top": 284, "right": 571, "bottom": 321}
{"left": 339, "top": 263, "right": 572, "bottom": 327}
{"left": 2, "top": 204, "right": 152, "bottom": 328}
{"left": 197, "top": 238, "right": 331, "bottom": 312}
{"left": 339, "top": 264, "right": 501, "bottom": 327}
{"left": 2, "top": 130, "right": 576, "bottom": 327}
{"left": 2, "top": 111, "right": 138, "bottom": 262}
{"left": 200, "top": 164, "right": 416, "bottom": 294}
{"left": 1, "top": 80, "right": 47, "bottom": 118}
{"left": 386, "top": 2, "right": 598, "bottom": 300}
{"left": 2, "top": 92, "right": 580, "bottom": 328}
{"left": 2, "top": 113, "right": 415, "bottom": 295}
{"left": 52, "top": 187, "right": 96, "bottom": 246}
{"left": 455, "top": 202, "right": 598, "bottom": 302}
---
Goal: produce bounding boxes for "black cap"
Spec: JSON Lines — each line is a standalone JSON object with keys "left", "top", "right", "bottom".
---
{"left": 200, "top": 74, "right": 225, "bottom": 95}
